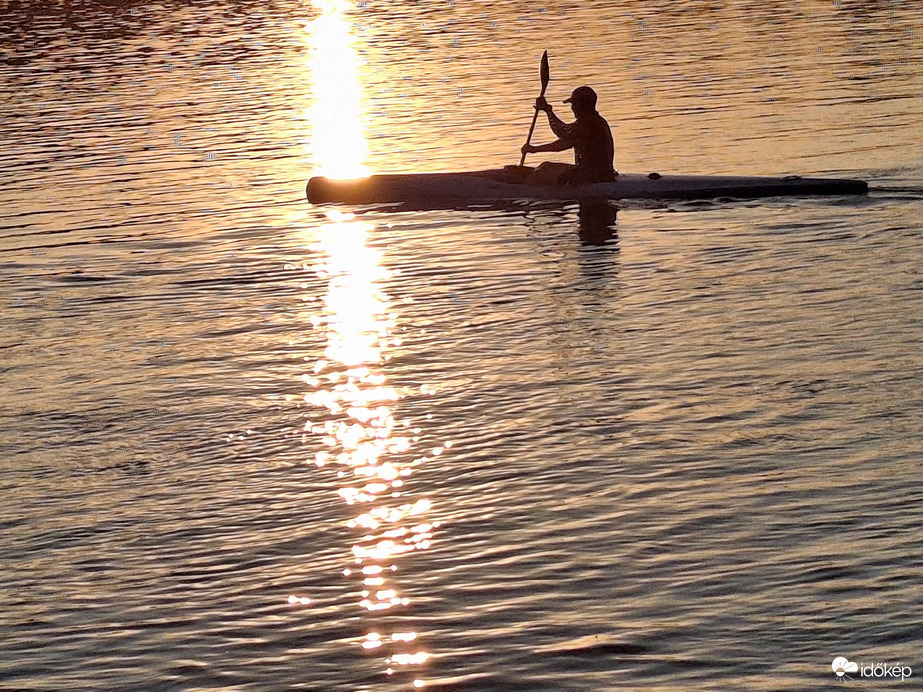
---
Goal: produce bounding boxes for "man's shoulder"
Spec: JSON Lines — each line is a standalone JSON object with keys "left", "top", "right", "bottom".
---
{"left": 576, "top": 112, "right": 612, "bottom": 135}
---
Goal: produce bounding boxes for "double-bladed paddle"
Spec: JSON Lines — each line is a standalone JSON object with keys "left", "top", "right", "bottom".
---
{"left": 518, "top": 50, "right": 550, "bottom": 168}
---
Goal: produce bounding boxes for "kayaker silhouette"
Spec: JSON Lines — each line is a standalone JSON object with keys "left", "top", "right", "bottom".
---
{"left": 520, "top": 85, "right": 616, "bottom": 186}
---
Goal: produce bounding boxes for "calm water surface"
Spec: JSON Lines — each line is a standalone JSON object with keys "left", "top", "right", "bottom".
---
{"left": 2, "top": 1, "right": 922, "bottom": 690}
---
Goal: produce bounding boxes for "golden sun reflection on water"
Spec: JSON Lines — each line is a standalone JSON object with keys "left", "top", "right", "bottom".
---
{"left": 307, "top": 0, "right": 369, "bottom": 179}
{"left": 302, "top": 210, "right": 436, "bottom": 687}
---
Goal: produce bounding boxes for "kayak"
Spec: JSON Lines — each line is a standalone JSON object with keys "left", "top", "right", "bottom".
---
{"left": 306, "top": 168, "right": 868, "bottom": 206}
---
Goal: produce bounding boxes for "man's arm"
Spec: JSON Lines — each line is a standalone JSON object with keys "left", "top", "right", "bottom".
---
{"left": 521, "top": 96, "right": 574, "bottom": 154}
{"left": 546, "top": 111, "right": 572, "bottom": 141}
{"left": 533, "top": 96, "right": 574, "bottom": 140}
{"left": 522, "top": 139, "right": 572, "bottom": 154}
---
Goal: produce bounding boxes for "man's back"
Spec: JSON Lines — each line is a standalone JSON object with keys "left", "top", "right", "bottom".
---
{"left": 570, "top": 111, "right": 615, "bottom": 173}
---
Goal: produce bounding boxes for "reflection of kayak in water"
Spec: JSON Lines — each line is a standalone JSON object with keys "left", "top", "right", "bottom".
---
{"left": 306, "top": 166, "right": 868, "bottom": 206}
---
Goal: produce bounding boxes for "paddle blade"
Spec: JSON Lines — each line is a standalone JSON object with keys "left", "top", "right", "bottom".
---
{"left": 540, "top": 50, "right": 549, "bottom": 95}
{"left": 520, "top": 50, "right": 550, "bottom": 166}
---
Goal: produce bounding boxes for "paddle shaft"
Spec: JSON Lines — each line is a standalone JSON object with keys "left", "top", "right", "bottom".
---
{"left": 519, "top": 52, "right": 549, "bottom": 168}
{"left": 518, "top": 99, "right": 543, "bottom": 167}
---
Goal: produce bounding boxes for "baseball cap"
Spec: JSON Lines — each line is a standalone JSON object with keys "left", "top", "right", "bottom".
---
{"left": 564, "top": 86, "right": 598, "bottom": 107}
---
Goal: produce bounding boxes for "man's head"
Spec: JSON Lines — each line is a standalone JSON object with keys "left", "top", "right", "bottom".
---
{"left": 564, "top": 86, "right": 598, "bottom": 115}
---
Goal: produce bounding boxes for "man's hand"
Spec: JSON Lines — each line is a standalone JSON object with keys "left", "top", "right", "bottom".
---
{"left": 521, "top": 143, "right": 538, "bottom": 155}
{"left": 534, "top": 96, "right": 552, "bottom": 113}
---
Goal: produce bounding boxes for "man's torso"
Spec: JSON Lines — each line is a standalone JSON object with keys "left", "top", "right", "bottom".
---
{"left": 570, "top": 112, "right": 615, "bottom": 173}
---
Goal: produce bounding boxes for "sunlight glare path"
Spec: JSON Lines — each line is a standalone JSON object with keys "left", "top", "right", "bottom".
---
{"left": 302, "top": 212, "right": 433, "bottom": 684}
{"left": 307, "top": 0, "right": 369, "bottom": 179}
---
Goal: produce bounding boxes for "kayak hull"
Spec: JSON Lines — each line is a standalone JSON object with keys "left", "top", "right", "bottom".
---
{"left": 306, "top": 169, "right": 868, "bottom": 206}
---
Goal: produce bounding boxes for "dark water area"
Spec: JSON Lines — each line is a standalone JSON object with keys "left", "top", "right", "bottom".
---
{"left": 2, "top": 0, "right": 922, "bottom": 690}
